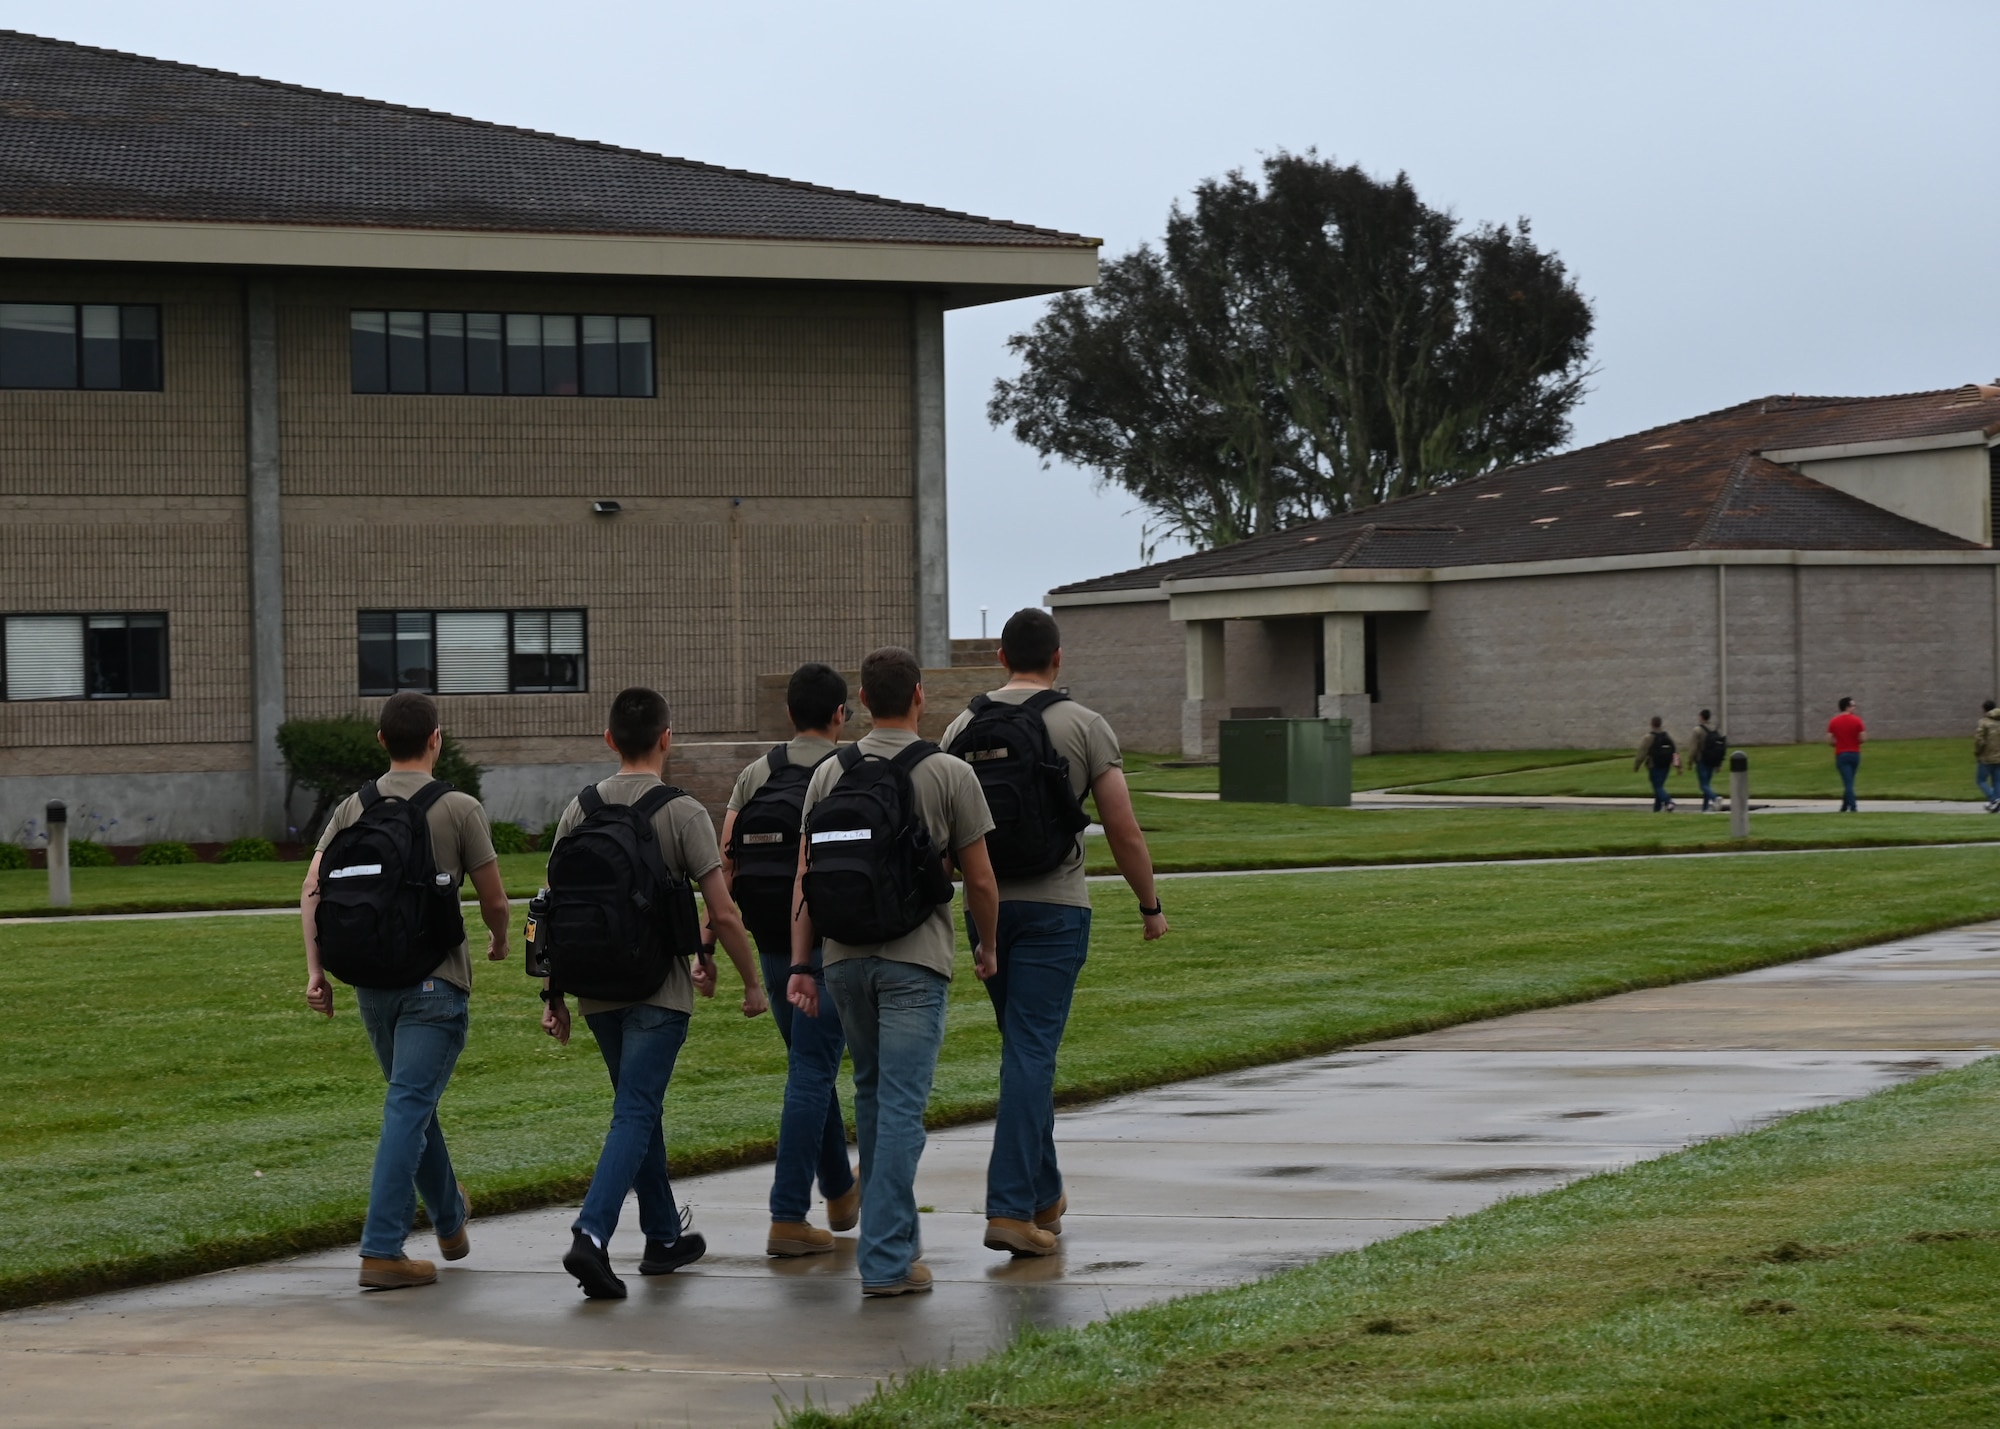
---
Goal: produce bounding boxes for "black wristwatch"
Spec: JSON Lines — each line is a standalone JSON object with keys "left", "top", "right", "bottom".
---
{"left": 1139, "top": 900, "right": 1163, "bottom": 917}
{"left": 788, "top": 962, "right": 816, "bottom": 978}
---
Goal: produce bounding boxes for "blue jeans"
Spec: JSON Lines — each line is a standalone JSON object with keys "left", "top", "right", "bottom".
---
{"left": 355, "top": 980, "right": 470, "bottom": 1260}
{"left": 1695, "top": 762, "right": 1719, "bottom": 806}
{"left": 1647, "top": 764, "right": 1673, "bottom": 810}
{"left": 1977, "top": 763, "right": 1999, "bottom": 803}
{"left": 980, "top": 902, "right": 1091, "bottom": 1222}
{"left": 1836, "top": 751, "right": 1861, "bottom": 811}
{"left": 823, "top": 957, "right": 948, "bottom": 1288}
{"left": 760, "top": 950, "right": 856, "bottom": 1222}
{"left": 576, "top": 1002, "right": 690, "bottom": 1248}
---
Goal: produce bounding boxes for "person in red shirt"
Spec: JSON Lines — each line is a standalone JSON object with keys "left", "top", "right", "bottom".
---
{"left": 1827, "top": 697, "right": 1866, "bottom": 812}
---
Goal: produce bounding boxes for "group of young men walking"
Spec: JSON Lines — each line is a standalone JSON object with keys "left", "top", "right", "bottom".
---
{"left": 300, "top": 609, "right": 1166, "bottom": 1299}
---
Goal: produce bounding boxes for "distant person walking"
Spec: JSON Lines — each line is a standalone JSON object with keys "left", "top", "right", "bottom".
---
{"left": 1689, "top": 709, "right": 1727, "bottom": 813}
{"left": 1634, "top": 716, "right": 1680, "bottom": 812}
{"left": 1828, "top": 697, "right": 1865, "bottom": 812}
{"left": 1975, "top": 700, "right": 2000, "bottom": 811}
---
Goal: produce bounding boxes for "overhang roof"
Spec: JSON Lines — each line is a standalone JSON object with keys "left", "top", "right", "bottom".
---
{"left": 1053, "top": 386, "right": 2000, "bottom": 598}
{"left": 0, "top": 30, "right": 1099, "bottom": 299}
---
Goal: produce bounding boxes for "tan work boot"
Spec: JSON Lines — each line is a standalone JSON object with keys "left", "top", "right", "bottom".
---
{"left": 984, "top": 1217, "right": 1059, "bottom": 1257}
{"left": 437, "top": 1181, "right": 471, "bottom": 1262}
{"left": 862, "top": 1261, "right": 933, "bottom": 1297}
{"left": 359, "top": 1256, "right": 438, "bottom": 1289}
{"left": 1034, "top": 1193, "right": 1068, "bottom": 1237}
{"left": 767, "top": 1221, "right": 835, "bottom": 1257}
{"left": 826, "top": 1176, "right": 861, "bottom": 1233}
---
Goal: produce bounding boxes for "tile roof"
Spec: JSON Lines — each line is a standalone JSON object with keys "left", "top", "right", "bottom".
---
{"left": 1055, "top": 386, "right": 2000, "bottom": 595}
{"left": 0, "top": 30, "right": 1095, "bottom": 248}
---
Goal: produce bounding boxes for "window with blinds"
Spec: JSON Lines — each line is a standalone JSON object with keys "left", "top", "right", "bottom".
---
{"left": 2, "top": 613, "right": 168, "bottom": 700}
{"left": 357, "top": 610, "right": 587, "bottom": 695}
{"left": 0, "top": 304, "right": 162, "bottom": 390}
{"left": 350, "top": 310, "right": 653, "bottom": 397}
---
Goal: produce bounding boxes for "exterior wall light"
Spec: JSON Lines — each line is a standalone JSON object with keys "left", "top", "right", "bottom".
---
{"left": 591, "top": 500, "right": 622, "bottom": 516}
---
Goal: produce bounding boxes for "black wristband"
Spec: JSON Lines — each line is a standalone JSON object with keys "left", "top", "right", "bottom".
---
{"left": 1139, "top": 900, "right": 1163, "bottom": 917}
{"left": 788, "top": 962, "right": 816, "bottom": 978}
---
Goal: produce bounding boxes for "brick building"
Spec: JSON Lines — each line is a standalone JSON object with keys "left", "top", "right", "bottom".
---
{"left": 0, "top": 32, "right": 1096, "bottom": 842}
{"left": 1048, "top": 387, "right": 2000, "bottom": 756}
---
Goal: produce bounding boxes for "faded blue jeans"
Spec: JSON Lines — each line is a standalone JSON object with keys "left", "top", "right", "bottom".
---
{"left": 355, "top": 979, "right": 470, "bottom": 1261}
{"left": 761, "top": 949, "right": 856, "bottom": 1222}
{"left": 979, "top": 902, "right": 1091, "bottom": 1222}
{"left": 1836, "top": 751, "right": 1861, "bottom": 811}
{"left": 1647, "top": 763, "right": 1673, "bottom": 811}
{"left": 576, "top": 1002, "right": 690, "bottom": 1248}
{"left": 823, "top": 956, "right": 949, "bottom": 1288}
{"left": 1694, "top": 762, "right": 1720, "bottom": 807}
{"left": 1976, "top": 763, "right": 1999, "bottom": 804}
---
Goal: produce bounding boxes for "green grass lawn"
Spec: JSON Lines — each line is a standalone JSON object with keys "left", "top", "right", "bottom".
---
{"left": 798, "top": 1052, "right": 2000, "bottom": 1428}
{"left": 5, "top": 847, "right": 1998, "bottom": 1309}
{"left": 1395, "top": 736, "right": 1975, "bottom": 801}
{"left": 0, "top": 852, "right": 552, "bottom": 917}
{"left": 1125, "top": 747, "right": 1621, "bottom": 795}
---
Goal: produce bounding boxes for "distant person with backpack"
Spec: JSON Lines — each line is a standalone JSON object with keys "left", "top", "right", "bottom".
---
{"left": 789, "top": 647, "right": 1000, "bottom": 1297}
{"left": 942, "top": 608, "right": 1168, "bottom": 1259}
{"left": 300, "top": 692, "right": 511, "bottom": 1291}
{"left": 720, "top": 662, "right": 859, "bottom": 1258}
{"left": 1828, "top": 696, "right": 1866, "bottom": 812}
{"left": 1974, "top": 700, "right": 2000, "bottom": 811}
{"left": 1633, "top": 716, "right": 1680, "bottom": 812}
{"left": 1688, "top": 710, "right": 1728, "bottom": 813}
{"left": 538, "top": 687, "right": 767, "bottom": 1300}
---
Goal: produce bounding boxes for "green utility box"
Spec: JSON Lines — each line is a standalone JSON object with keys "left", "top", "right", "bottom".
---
{"left": 1218, "top": 718, "right": 1353, "bottom": 806}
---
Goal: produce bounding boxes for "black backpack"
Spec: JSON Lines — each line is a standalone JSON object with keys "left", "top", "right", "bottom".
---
{"left": 729, "top": 744, "right": 829, "bottom": 942}
{"left": 1649, "top": 730, "right": 1678, "bottom": 768}
{"left": 1702, "top": 728, "right": 1729, "bottom": 766}
{"left": 541, "top": 784, "right": 703, "bottom": 1002}
{"left": 802, "top": 741, "right": 955, "bottom": 946}
{"left": 315, "top": 779, "right": 465, "bottom": 989}
{"left": 946, "top": 691, "right": 1092, "bottom": 879}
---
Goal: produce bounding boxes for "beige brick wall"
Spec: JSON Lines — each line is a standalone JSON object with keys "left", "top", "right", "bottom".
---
{"left": 1052, "top": 601, "right": 1184, "bottom": 754}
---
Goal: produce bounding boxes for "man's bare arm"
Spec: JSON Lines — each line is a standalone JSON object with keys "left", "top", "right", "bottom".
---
{"left": 787, "top": 844, "right": 821, "bottom": 1017}
{"left": 957, "top": 835, "right": 1000, "bottom": 980}
{"left": 469, "top": 859, "right": 509, "bottom": 961}
{"left": 697, "top": 866, "right": 767, "bottom": 1017}
{"left": 718, "top": 808, "right": 739, "bottom": 885}
{"left": 301, "top": 851, "right": 333, "bottom": 1017}
{"left": 1091, "top": 767, "right": 1168, "bottom": 940}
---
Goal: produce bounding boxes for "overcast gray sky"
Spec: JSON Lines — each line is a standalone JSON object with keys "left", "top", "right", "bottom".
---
{"left": 16, "top": 1, "right": 1998, "bottom": 636}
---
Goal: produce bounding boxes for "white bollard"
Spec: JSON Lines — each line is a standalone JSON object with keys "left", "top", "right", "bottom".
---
{"left": 1729, "top": 751, "right": 1750, "bottom": 840}
{"left": 46, "top": 799, "right": 70, "bottom": 908}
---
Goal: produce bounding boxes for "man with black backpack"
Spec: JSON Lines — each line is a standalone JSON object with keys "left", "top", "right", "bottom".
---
{"left": 301, "top": 692, "right": 511, "bottom": 1291}
{"left": 790, "top": 647, "right": 1000, "bottom": 1297}
{"left": 1634, "top": 715, "right": 1681, "bottom": 812}
{"left": 720, "top": 662, "right": 859, "bottom": 1259}
{"left": 538, "top": 686, "right": 767, "bottom": 1300}
{"left": 943, "top": 608, "right": 1168, "bottom": 1260}
{"left": 1688, "top": 710, "right": 1728, "bottom": 812}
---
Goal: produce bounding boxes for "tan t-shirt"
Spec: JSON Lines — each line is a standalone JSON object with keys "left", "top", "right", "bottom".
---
{"left": 726, "top": 734, "right": 840, "bottom": 812}
{"left": 316, "top": 770, "right": 498, "bottom": 993}
{"left": 800, "top": 726, "right": 995, "bottom": 978}
{"left": 941, "top": 687, "right": 1122, "bottom": 909}
{"left": 546, "top": 772, "right": 721, "bottom": 1016}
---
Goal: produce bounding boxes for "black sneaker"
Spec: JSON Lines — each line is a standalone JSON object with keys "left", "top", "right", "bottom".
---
{"left": 639, "top": 1231, "right": 707, "bottom": 1275}
{"left": 563, "top": 1229, "right": 627, "bottom": 1300}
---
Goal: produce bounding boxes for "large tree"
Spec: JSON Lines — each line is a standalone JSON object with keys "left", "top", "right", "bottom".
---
{"left": 989, "top": 152, "right": 1594, "bottom": 550}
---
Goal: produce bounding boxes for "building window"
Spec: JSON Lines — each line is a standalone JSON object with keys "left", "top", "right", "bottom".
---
{"left": 350, "top": 311, "right": 653, "bottom": 397}
{"left": 0, "top": 305, "right": 162, "bottom": 390}
{"left": 2, "top": 613, "right": 168, "bottom": 700}
{"left": 358, "top": 610, "right": 586, "bottom": 695}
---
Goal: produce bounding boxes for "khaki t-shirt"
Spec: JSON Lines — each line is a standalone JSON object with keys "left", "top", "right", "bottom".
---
{"left": 316, "top": 770, "right": 498, "bottom": 993}
{"left": 726, "top": 734, "right": 840, "bottom": 813}
{"left": 547, "top": 772, "right": 721, "bottom": 1016}
{"left": 941, "top": 687, "right": 1122, "bottom": 909}
{"left": 800, "top": 727, "right": 994, "bottom": 978}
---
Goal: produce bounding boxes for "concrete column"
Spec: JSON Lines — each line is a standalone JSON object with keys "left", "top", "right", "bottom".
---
{"left": 1182, "top": 619, "right": 1226, "bottom": 758}
{"left": 1716, "top": 564, "right": 1729, "bottom": 733}
{"left": 911, "top": 294, "right": 950, "bottom": 669}
{"left": 1316, "top": 613, "right": 1373, "bottom": 756}
{"left": 244, "top": 278, "right": 288, "bottom": 839}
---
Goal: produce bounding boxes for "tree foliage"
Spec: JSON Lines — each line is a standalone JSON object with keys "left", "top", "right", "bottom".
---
{"left": 989, "top": 151, "right": 1595, "bottom": 550}
{"left": 278, "top": 716, "right": 483, "bottom": 839}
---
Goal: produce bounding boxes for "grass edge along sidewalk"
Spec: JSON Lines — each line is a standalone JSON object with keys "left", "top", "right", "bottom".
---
{"left": 786, "top": 1055, "right": 2000, "bottom": 1428}
{"left": 5, "top": 851, "right": 1998, "bottom": 1312}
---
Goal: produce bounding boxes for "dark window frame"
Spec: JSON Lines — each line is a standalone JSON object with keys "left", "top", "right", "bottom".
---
{"left": 356, "top": 608, "right": 588, "bottom": 696}
{"left": 0, "top": 610, "right": 170, "bottom": 702}
{"left": 349, "top": 310, "right": 654, "bottom": 398}
{"left": 0, "top": 304, "right": 164, "bottom": 392}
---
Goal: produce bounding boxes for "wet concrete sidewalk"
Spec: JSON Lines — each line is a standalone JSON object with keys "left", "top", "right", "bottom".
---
{"left": 6, "top": 923, "right": 1999, "bottom": 1427}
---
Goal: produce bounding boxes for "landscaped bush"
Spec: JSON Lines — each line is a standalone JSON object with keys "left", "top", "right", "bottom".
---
{"left": 0, "top": 843, "right": 27, "bottom": 870}
{"left": 66, "top": 841, "right": 117, "bottom": 868}
{"left": 217, "top": 837, "right": 279, "bottom": 864}
{"left": 489, "top": 820, "right": 532, "bottom": 855}
{"left": 138, "top": 841, "right": 197, "bottom": 866}
{"left": 277, "top": 716, "right": 483, "bottom": 838}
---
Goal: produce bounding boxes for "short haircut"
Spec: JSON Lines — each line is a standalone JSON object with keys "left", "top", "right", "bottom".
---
{"left": 1000, "top": 607, "right": 1061, "bottom": 674}
{"left": 609, "top": 686, "right": 671, "bottom": 759}
{"left": 378, "top": 692, "right": 440, "bottom": 761}
{"left": 1838, "top": 696, "right": 1853, "bottom": 712}
{"left": 1986, "top": 699, "right": 1996, "bottom": 713}
{"left": 787, "top": 662, "right": 849, "bottom": 732}
{"left": 1700, "top": 709, "right": 1712, "bottom": 721}
{"left": 1649, "top": 715, "right": 1662, "bottom": 728}
{"left": 860, "top": 646, "right": 922, "bottom": 720}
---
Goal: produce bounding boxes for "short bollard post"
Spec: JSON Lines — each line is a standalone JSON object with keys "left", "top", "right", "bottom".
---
{"left": 46, "top": 799, "right": 70, "bottom": 908}
{"left": 1729, "top": 750, "right": 1750, "bottom": 840}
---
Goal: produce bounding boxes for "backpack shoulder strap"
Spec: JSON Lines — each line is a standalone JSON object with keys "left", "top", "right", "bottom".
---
{"left": 358, "top": 780, "right": 384, "bottom": 810}
{"left": 969, "top": 693, "right": 994, "bottom": 715}
{"left": 408, "top": 779, "right": 454, "bottom": 815}
{"left": 1023, "top": 689, "right": 1071, "bottom": 714}
{"left": 891, "top": 739, "right": 942, "bottom": 773}
{"left": 767, "top": 744, "right": 790, "bottom": 774}
{"left": 835, "top": 743, "right": 867, "bottom": 774}
{"left": 577, "top": 784, "right": 606, "bottom": 816}
{"left": 632, "top": 785, "right": 679, "bottom": 822}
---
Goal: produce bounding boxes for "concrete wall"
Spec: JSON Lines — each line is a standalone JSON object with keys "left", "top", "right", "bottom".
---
{"left": 1050, "top": 600, "right": 1184, "bottom": 754}
{"left": 1800, "top": 445, "right": 1991, "bottom": 546}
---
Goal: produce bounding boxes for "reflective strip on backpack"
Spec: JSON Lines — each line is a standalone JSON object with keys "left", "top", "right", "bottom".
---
{"left": 741, "top": 832, "right": 787, "bottom": 845}
{"left": 811, "top": 829, "right": 872, "bottom": 844}
{"left": 966, "top": 748, "right": 1010, "bottom": 762}
{"left": 328, "top": 864, "right": 383, "bottom": 878}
